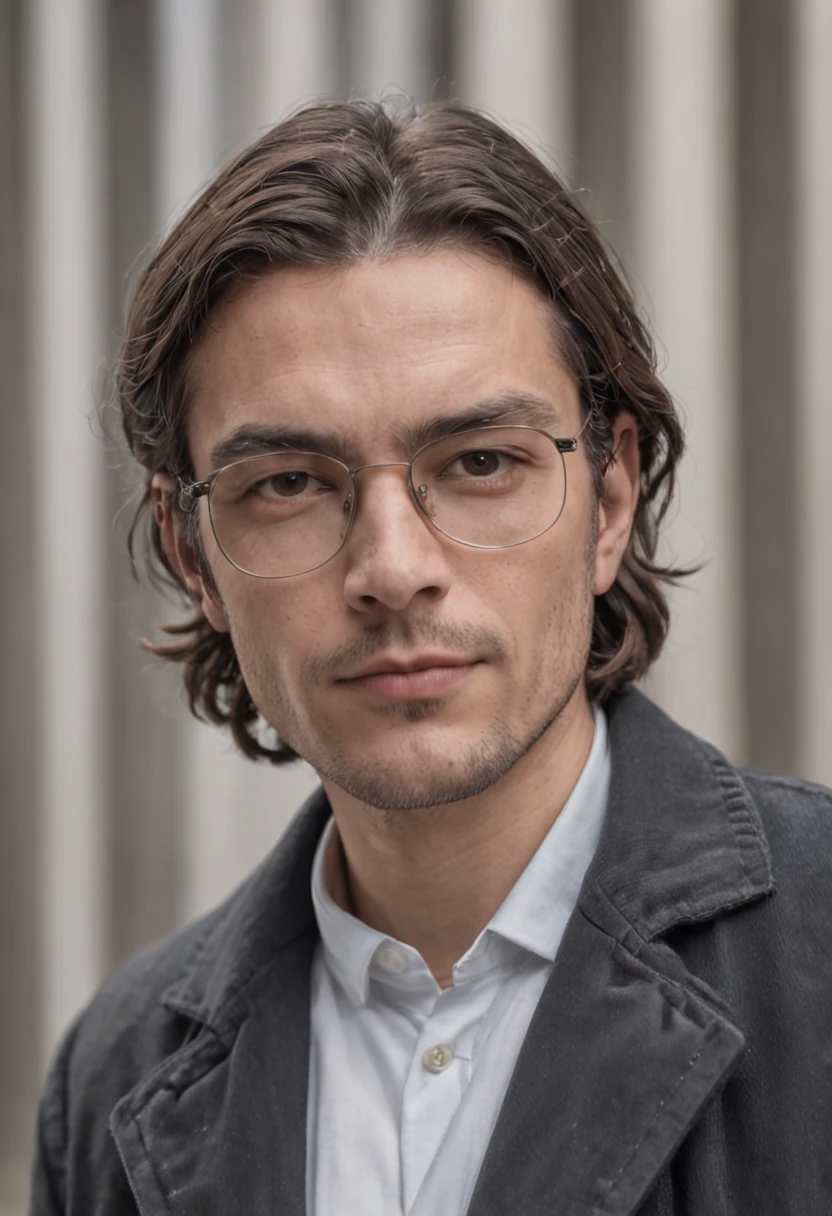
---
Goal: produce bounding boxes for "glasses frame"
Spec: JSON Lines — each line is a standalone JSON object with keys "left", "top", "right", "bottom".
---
{"left": 177, "top": 420, "right": 589, "bottom": 579}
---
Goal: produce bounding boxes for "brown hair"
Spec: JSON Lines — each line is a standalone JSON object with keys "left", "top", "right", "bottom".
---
{"left": 116, "top": 99, "right": 688, "bottom": 764}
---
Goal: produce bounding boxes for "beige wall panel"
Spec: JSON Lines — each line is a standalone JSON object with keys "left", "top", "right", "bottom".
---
{"left": 631, "top": 0, "right": 743, "bottom": 762}
{"left": 156, "top": 0, "right": 221, "bottom": 226}
{"left": 28, "top": 0, "right": 108, "bottom": 1062}
{"left": 455, "top": 0, "right": 572, "bottom": 173}
{"left": 251, "top": 0, "right": 336, "bottom": 124}
{"left": 348, "top": 0, "right": 434, "bottom": 102}
{"left": 795, "top": 0, "right": 832, "bottom": 786}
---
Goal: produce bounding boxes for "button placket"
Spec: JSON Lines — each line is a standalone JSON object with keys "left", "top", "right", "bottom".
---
{"left": 400, "top": 987, "right": 477, "bottom": 1211}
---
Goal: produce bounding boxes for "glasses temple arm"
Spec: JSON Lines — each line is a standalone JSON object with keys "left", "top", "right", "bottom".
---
{"left": 177, "top": 476, "right": 211, "bottom": 512}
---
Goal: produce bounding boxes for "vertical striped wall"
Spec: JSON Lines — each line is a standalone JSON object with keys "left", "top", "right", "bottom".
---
{"left": 631, "top": 0, "right": 742, "bottom": 757}
{"left": 795, "top": 0, "right": 832, "bottom": 787}
{"left": 1, "top": 1, "right": 829, "bottom": 1207}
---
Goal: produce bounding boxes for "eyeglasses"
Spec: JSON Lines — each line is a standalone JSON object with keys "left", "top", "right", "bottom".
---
{"left": 177, "top": 422, "right": 588, "bottom": 579}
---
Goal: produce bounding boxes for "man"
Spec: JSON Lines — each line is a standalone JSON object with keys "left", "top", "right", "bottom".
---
{"left": 31, "top": 101, "right": 831, "bottom": 1215}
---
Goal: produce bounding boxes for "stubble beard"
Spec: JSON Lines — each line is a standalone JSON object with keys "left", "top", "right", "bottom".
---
{"left": 311, "top": 666, "right": 587, "bottom": 811}
{"left": 246, "top": 605, "right": 594, "bottom": 815}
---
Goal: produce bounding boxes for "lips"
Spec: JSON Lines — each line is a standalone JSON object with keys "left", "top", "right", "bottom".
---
{"left": 337, "top": 654, "right": 481, "bottom": 699}
{"left": 340, "top": 653, "right": 474, "bottom": 681}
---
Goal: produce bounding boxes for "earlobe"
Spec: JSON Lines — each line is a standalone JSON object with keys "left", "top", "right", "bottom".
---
{"left": 150, "top": 472, "right": 231, "bottom": 633}
{"left": 592, "top": 412, "right": 641, "bottom": 597}
{"left": 196, "top": 585, "right": 231, "bottom": 634}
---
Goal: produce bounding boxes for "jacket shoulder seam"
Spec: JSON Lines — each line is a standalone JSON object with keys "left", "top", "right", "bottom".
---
{"left": 739, "top": 769, "right": 832, "bottom": 803}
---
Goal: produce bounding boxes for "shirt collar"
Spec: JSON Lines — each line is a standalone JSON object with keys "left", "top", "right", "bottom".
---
{"left": 482, "top": 704, "right": 609, "bottom": 963}
{"left": 310, "top": 705, "right": 610, "bottom": 1006}
{"left": 310, "top": 819, "right": 384, "bottom": 1005}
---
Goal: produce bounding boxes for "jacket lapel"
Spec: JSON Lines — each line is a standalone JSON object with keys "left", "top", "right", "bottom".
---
{"left": 466, "top": 893, "right": 746, "bottom": 1216}
{"left": 468, "top": 689, "right": 774, "bottom": 1216}
{"left": 109, "top": 794, "right": 332, "bottom": 1216}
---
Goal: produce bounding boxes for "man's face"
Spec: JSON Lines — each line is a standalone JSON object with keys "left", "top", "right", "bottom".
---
{"left": 179, "top": 250, "right": 613, "bottom": 810}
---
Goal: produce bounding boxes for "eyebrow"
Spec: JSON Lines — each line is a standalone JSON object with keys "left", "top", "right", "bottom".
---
{"left": 397, "top": 392, "right": 564, "bottom": 452}
{"left": 208, "top": 424, "right": 351, "bottom": 471}
{"left": 207, "top": 391, "right": 565, "bottom": 472}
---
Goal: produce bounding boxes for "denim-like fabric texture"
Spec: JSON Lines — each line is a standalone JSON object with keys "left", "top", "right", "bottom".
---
{"left": 29, "top": 688, "right": 832, "bottom": 1215}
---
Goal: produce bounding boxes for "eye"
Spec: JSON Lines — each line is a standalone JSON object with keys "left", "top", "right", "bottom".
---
{"left": 252, "top": 470, "right": 329, "bottom": 499}
{"left": 444, "top": 449, "right": 516, "bottom": 479}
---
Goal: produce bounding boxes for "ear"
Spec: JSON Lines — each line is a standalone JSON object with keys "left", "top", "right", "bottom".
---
{"left": 593, "top": 411, "right": 641, "bottom": 597}
{"left": 151, "top": 472, "right": 230, "bottom": 633}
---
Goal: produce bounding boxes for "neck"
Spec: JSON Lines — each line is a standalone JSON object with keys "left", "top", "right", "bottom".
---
{"left": 321, "top": 687, "right": 596, "bottom": 988}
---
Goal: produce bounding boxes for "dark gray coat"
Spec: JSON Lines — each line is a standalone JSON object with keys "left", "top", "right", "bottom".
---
{"left": 29, "top": 689, "right": 832, "bottom": 1214}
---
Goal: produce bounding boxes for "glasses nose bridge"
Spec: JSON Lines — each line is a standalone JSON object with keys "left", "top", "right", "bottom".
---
{"left": 346, "top": 459, "right": 428, "bottom": 524}
{"left": 350, "top": 459, "right": 412, "bottom": 478}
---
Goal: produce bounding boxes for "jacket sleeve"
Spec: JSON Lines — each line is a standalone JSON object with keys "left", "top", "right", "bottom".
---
{"left": 29, "top": 1019, "right": 80, "bottom": 1216}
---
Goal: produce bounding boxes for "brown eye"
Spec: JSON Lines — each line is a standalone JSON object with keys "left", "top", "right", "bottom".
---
{"left": 460, "top": 451, "right": 501, "bottom": 476}
{"left": 440, "top": 449, "right": 515, "bottom": 481}
{"left": 256, "top": 471, "right": 311, "bottom": 498}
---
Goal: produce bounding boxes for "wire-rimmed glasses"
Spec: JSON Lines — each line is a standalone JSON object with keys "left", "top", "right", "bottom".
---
{"left": 177, "top": 423, "right": 587, "bottom": 579}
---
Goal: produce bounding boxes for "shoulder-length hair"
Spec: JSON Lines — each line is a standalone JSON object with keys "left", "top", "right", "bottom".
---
{"left": 116, "top": 99, "right": 688, "bottom": 763}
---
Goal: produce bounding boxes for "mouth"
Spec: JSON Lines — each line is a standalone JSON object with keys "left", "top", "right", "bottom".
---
{"left": 336, "top": 654, "right": 482, "bottom": 699}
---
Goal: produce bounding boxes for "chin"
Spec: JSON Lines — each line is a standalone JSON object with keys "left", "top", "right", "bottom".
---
{"left": 314, "top": 721, "right": 527, "bottom": 812}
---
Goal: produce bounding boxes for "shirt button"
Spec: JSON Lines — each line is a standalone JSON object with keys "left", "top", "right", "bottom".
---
{"left": 377, "top": 947, "right": 406, "bottom": 973}
{"left": 423, "top": 1043, "right": 454, "bottom": 1073}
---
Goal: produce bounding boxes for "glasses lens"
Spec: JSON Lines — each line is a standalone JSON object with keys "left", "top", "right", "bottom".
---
{"left": 411, "top": 427, "right": 567, "bottom": 548}
{"left": 208, "top": 452, "right": 353, "bottom": 577}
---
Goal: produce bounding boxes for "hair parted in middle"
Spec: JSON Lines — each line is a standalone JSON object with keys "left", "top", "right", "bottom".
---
{"left": 115, "top": 98, "right": 689, "bottom": 764}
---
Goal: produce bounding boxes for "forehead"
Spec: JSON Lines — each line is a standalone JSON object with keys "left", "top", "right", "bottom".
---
{"left": 185, "top": 249, "right": 580, "bottom": 472}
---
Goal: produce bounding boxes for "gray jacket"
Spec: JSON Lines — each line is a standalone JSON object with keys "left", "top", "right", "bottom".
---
{"left": 29, "top": 688, "right": 832, "bottom": 1214}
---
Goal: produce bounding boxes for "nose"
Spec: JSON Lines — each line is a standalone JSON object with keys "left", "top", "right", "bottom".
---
{"left": 341, "top": 463, "right": 453, "bottom": 614}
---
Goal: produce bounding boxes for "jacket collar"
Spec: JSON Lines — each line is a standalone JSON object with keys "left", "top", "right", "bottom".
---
{"left": 112, "top": 687, "right": 775, "bottom": 1216}
{"left": 590, "top": 685, "right": 773, "bottom": 939}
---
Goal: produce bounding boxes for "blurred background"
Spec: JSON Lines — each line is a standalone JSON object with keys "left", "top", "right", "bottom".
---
{"left": 1, "top": 0, "right": 830, "bottom": 1207}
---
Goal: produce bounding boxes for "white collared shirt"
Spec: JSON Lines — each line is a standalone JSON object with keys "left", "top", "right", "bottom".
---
{"left": 307, "top": 705, "right": 610, "bottom": 1216}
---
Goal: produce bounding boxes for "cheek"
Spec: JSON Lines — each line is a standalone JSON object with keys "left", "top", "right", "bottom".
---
{"left": 505, "top": 531, "right": 594, "bottom": 650}
{"left": 219, "top": 583, "right": 304, "bottom": 690}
